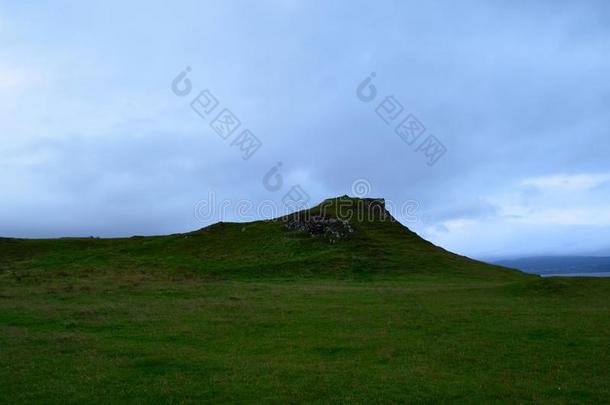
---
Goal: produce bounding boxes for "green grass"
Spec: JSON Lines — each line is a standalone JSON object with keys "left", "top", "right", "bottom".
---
{"left": 1, "top": 197, "right": 609, "bottom": 403}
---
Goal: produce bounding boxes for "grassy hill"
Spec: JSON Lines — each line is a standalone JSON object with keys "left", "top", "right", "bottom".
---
{"left": 0, "top": 196, "right": 521, "bottom": 280}
{"left": 1, "top": 196, "right": 609, "bottom": 403}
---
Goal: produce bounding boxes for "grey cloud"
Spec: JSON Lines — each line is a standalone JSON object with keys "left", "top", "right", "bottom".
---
{"left": 1, "top": 0, "right": 609, "bottom": 257}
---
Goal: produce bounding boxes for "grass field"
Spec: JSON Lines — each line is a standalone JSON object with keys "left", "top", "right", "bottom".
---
{"left": 1, "top": 198, "right": 609, "bottom": 403}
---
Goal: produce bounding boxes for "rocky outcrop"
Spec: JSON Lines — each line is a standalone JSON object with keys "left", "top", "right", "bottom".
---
{"left": 285, "top": 216, "right": 354, "bottom": 241}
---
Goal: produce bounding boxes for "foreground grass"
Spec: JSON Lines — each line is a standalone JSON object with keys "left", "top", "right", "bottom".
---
{"left": 1, "top": 269, "right": 609, "bottom": 404}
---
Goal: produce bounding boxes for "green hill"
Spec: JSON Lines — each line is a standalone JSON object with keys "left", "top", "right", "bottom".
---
{"left": 0, "top": 196, "right": 522, "bottom": 280}
{"left": 1, "top": 196, "right": 609, "bottom": 403}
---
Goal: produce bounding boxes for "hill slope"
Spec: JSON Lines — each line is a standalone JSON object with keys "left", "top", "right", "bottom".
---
{"left": 0, "top": 196, "right": 522, "bottom": 280}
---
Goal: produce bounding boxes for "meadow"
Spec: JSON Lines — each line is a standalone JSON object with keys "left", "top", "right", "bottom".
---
{"left": 1, "top": 198, "right": 609, "bottom": 403}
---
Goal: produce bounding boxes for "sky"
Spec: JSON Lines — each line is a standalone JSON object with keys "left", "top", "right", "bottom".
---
{"left": 1, "top": 0, "right": 609, "bottom": 259}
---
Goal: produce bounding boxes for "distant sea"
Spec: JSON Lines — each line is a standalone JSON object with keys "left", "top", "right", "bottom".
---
{"left": 491, "top": 256, "right": 610, "bottom": 277}
{"left": 540, "top": 272, "right": 610, "bottom": 278}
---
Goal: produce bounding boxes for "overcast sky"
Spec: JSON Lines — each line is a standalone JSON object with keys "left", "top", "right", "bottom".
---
{"left": 1, "top": 0, "right": 609, "bottom": 258}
